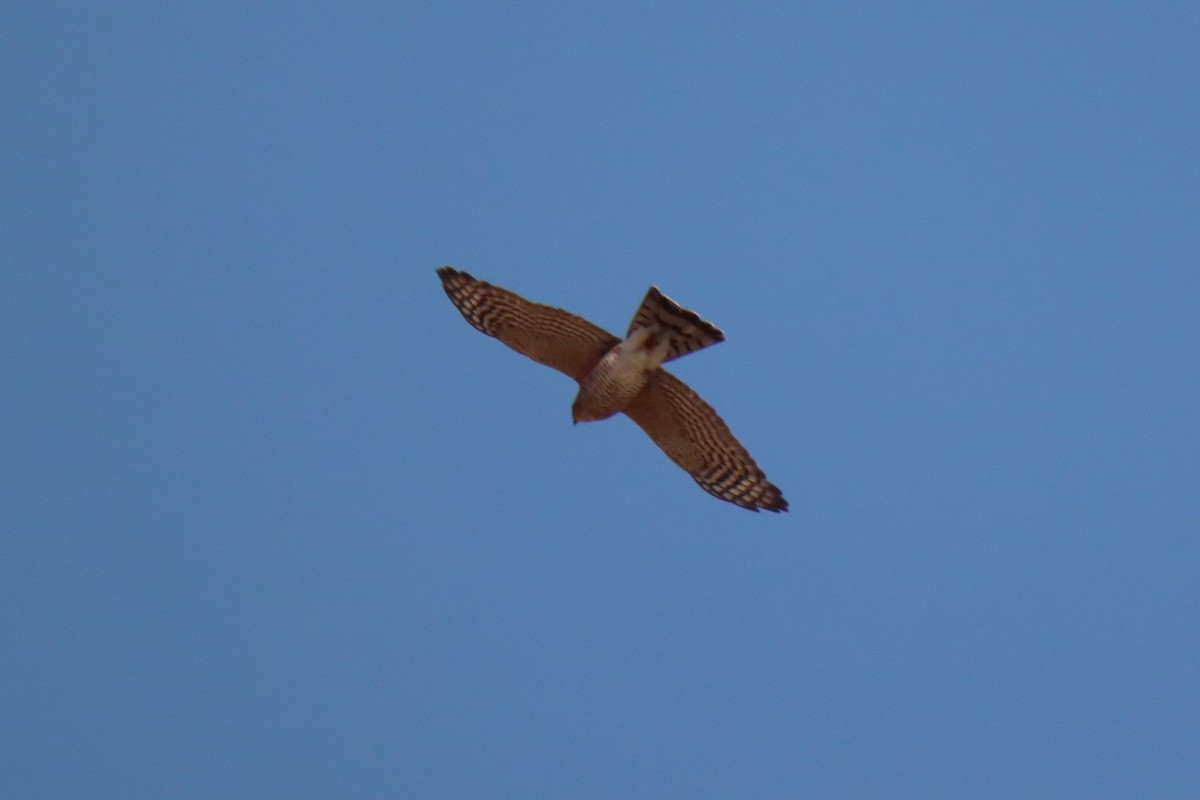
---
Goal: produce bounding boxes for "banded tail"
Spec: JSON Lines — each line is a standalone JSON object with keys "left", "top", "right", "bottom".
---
{"left": 627, "top": 286, "right": 724, "bottom": 363}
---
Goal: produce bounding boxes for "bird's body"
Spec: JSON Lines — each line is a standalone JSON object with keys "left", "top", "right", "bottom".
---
{"left": 572, "top": 330, "right": 665, "bottom": 423}
{"left": 572, "top": 288, "right": 723, "bottom": 422}
{"left": 436, "top": 267, "right": 787, "bottom": 512}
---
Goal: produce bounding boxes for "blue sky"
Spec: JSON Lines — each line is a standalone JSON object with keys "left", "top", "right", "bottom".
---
{"left": 3, "top": 2, "right": 1198, "bottom": 797}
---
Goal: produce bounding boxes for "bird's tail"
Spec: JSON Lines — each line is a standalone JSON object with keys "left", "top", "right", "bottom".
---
{"left": 627, "top": 287, "right": 725, "bottom": 363}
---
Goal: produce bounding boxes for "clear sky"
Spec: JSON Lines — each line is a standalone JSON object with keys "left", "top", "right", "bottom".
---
{"left": 3, "top": 2, "right": 1197, "bottom": 797}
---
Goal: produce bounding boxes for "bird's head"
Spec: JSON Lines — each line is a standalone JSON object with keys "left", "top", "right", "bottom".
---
{"left": 571, "top": 395, "right": 589, "bottom": 425}
{"left": 571, "top": 392, "right": 613, "bottom": 425}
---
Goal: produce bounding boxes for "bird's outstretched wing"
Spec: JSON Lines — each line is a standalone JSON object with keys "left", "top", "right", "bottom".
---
{"left": 437, "top": 267, "right": 620, "bottom": 381}
{"left": 623, "top": 370, "right": 788, "bottom": 512}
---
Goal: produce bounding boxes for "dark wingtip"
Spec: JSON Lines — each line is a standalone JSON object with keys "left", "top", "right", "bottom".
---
{"left": 751, "top": 489, "right": 788, "bottom": 513}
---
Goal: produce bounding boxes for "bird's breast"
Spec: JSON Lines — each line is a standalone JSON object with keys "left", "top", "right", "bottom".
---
{"left": 573, "top": 344, "right": 656, "bottom": 422}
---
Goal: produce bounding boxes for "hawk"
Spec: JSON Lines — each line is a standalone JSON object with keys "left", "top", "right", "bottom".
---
{"left": 436, "top": 267, "right": 788, "bottom": 512}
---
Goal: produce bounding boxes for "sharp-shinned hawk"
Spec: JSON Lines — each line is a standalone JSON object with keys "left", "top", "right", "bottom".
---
{"left": 436, "top": 267, "right": 788, "bottom": 512}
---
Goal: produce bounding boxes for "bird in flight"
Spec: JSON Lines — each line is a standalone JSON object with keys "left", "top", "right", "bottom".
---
{"left": 436, "top": 267, "right": 788, "bottom": 512}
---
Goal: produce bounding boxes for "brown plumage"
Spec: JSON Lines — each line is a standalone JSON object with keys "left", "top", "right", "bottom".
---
{"left": 436, "top": 266, "right": 788, "bottom": 512}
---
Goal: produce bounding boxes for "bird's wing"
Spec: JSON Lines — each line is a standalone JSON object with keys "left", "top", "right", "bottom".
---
{"left": 437, "top": 267, "right": 620, "bottom": 381}
{"left": 623, "top": 369, "right": 788, "bottom": 512}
